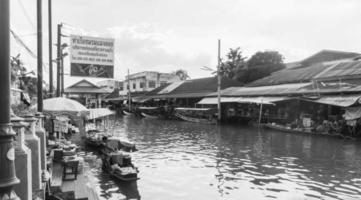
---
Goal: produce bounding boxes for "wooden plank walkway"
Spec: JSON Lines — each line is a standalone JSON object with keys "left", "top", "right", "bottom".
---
{"left": 51, "top": 162, "right": 63, "bottom": 191}
{"left": 50, "top": 161, "right": 100, "bottom": 200}
{"left": 61, "top": 173, "right": 98, "bottom": 200}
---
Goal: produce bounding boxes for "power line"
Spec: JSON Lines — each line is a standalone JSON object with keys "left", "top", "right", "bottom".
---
{"left": 10, "top": 29, "right": 37, "bottom": 58}
{"left": 10, "top": 29, "right": 49, "bottom": 73}
{"left": 17, "top": 0, "right": 36, "bottom": 29}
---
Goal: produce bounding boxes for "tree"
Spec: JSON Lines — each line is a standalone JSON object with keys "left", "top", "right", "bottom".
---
{"left": 10, "top": 54, "right": 26, "bottom": 85}
{"left": 220, "top": 47, "right": 247, "bottom": 79}
{"left": 172, "top": 69, "right": 190, "bottom": 81}
{"left": 242, "top": 51, "right": 285, "bottom": 83}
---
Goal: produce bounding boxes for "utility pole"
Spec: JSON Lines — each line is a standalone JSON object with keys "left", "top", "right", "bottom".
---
{"left": 56, "top": 23, "right": 62, "bottom": 97}
{"left": 128, "top": 69, "right": 131, "bottom": 111}
{"left": 48, "top": 0, "right": 53, "bottom": 96}
{"left": 61, "top": 55, "right": 64, "bottom": 95}
{"left": 37, "top": 0, "right": 43, "bottom": 111}
{"left": 0, "top": 0, "right": 20, "bottom": 199}
{"left": 217, "top": 39, "right": 222, "bottom": 122}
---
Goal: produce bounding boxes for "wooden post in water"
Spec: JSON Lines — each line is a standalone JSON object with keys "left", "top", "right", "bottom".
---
{"left": 258, "top": 99, "right": 263, "bottom": 126}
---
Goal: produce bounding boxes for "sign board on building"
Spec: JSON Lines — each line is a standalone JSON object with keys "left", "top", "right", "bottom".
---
{"left": 70, "top": 35, "right": 115, "bottom": 78}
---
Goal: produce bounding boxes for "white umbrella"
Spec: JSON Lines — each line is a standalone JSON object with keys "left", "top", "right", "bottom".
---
{"left": 33, "top": 97, "right": 89, "bottom": 117}
{"left": 43, "top": 97, "right": 88, "bottom": 112}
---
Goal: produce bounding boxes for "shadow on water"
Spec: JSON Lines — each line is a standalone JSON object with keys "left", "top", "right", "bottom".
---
{"left": 83, "top": 115, "right": 361, "bottom": 200}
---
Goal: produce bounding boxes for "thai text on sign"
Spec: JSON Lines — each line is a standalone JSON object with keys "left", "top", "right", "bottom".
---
{"left": 70, "top": 35, "right": 115, "bottom": 78}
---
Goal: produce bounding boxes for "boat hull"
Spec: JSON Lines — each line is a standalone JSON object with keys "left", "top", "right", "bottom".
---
{"left": 110, "top": 171, "right": 139, "bottom": 181}
{"left": 123, "top": 110, "right": 133, "bottom": 116}
{"left": 174, "top": 113, "right": 217, "bottom": 125}
{"left": 141, "top": 112, "right": 159, "bottom": 119}
{"left": 263, "top": 123, "right": 349, "bottom": 139}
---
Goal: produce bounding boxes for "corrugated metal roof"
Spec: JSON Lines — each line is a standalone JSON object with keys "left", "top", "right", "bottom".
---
{"left": 153, "top": 92, "right": 211, "bottom": 99}
{"left": 198, "top": 96, "right": 290, "bottom": 105}
{"left": 207, "top": 83, "right": 311, "bottom": 97}
{"left": 314, "top": 60, "right": 361, "bottom": 79}
{"left": 168, "top": 77, "right": 242, "bottom": 95}
{"left": 64, "top": 87, "right": 110, "bottom": 94}
{"left": 300, "top": 50, "right": 360, "bottom": 66}
{"left": 300, "top": 94, "right": 361, "bottom": 107}
{"left": 248, "top": 63, "right": 331, "bottom": 86}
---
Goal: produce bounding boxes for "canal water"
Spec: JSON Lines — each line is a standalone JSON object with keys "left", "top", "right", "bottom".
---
{"left": 84, "top": 116, "right": 361, "bottom": 200}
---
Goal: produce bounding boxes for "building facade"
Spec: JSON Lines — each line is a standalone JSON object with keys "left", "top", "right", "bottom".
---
{"left": 123, "top": 71, "right": 180, "bottom": 93}
{"left": 97, "top": 79, "right": 123, "bottom": 91}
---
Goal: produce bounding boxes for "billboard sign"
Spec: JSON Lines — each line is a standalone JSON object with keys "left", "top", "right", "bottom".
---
{"left": 70, "top": 35, "right": 115, "bottom": 78}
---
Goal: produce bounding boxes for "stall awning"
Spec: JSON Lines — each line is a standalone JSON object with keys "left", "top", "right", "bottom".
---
{"left": 304, "top": 95, "right": 361, "bottom": 107}
{"left": 197, "top": 96, "right": 290, "bottom": 105}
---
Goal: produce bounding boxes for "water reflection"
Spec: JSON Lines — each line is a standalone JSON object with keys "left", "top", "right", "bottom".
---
{"left": 86, "top": 116, "right": 361, "bottom": 200}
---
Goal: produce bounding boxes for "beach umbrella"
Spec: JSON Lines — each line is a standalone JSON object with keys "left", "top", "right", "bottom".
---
{"left": 33, "top": 97, "right": 89, "bottom": 117}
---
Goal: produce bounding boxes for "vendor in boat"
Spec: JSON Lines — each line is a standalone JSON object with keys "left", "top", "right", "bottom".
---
{"left": 100, "top": 136, "right": 116, "bottom": 154}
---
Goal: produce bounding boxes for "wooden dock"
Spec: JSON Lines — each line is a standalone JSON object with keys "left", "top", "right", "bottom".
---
{"left": 50, "top": 162, "right": 99, "bottom": 200}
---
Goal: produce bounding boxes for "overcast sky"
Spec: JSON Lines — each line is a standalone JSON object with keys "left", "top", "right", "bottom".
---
{"left": 10, "top": 0, "right": 361, "bottom": 86}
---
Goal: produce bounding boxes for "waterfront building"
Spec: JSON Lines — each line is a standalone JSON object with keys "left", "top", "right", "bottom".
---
{"left": 97, "top": 79, "right": 123, "bottom": 91}
{"left": 104, "top": 71, "right": 180, "bottom": 103}
{"left": 64, "top": 79, "right": 111, "bottom": 108}
{"left": 147, "top": 76, "right": 243, "bottom": 107}
{"left": 123, "top": 71, "right": 180, "bottom": 93}
{"left": 197, "top": 50, "right": 361, "bottom": 132}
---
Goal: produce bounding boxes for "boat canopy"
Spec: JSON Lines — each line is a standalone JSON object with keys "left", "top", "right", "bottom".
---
{"left": 132, "top": 96, "right": 152, "bottom": 103}
{"left": 87, "top": 108, "right": 115, "bottom": 120}
{"left": 302, "top": 94, "right": 361, "bottom": 107}
{"left": 343, "top": 106, "right": 361, "bottom": 120}
{"left": 197, "top": 96, "right": 290, "bottom": 105}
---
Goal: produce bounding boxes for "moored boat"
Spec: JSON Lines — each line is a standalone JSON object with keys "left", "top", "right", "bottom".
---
{"left": 141, "top": 112, "right": 158, "bottom": 118}
{"left": 101, "top": 151, "right": 139, "bottom": 181}
{"left": 263, "top": 123, "right": 349, "bottom": 139}
{"left": 101, "top": 136, "right": 137, "bottom": 153}
{"left": 123, "top": 110, "right": 134, "bottom": 116}
{"left": 139, "top": 107, "right": 160, "bottom": 118}
{"left": 174, "top": 107, "right": 217, "bottom": 125}
{"left": 84, "top": 129, "right": 106, "bottom": 147}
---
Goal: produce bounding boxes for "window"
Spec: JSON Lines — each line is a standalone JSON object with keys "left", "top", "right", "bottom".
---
{"left": 133, "top": 83, "right": 136, "bottom": 89}
{"left": 148, "top": 80, "right": 156, "bottom": 88}
{"left": 140, "top": 82, "right": 145, "bottom": 88}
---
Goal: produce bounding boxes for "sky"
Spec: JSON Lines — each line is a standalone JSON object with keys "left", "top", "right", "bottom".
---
{"left": 9, "top": 0, "right": 361, "bottom": 87}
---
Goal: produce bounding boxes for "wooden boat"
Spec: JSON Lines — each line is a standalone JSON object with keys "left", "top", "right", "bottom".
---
{"left": 139, "top": 107, "right": 160, "bottom": 119}
{"left": 84, "top": 130, "right": 104, "bottom": 147}
{"left": 102, "top": 151, "right": 139, "bottom": 181}
{"left": 174, "top": 107, "right": 217, "bottom": 125}
{"left": 263, "top": 123, "right": 348, "bottom": 139}
{"left": 123, "top": 110, "right": 134, "bottom": 116}
{"left": 100, "top": 136, "right": 137, "bottom": 153}
{"left": 141, "top": 112, "right": 158, "bottom": 118}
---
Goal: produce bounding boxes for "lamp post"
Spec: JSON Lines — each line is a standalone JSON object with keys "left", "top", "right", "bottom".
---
{"left": 0, "top": 0, "right": 20, "bottom": 199}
